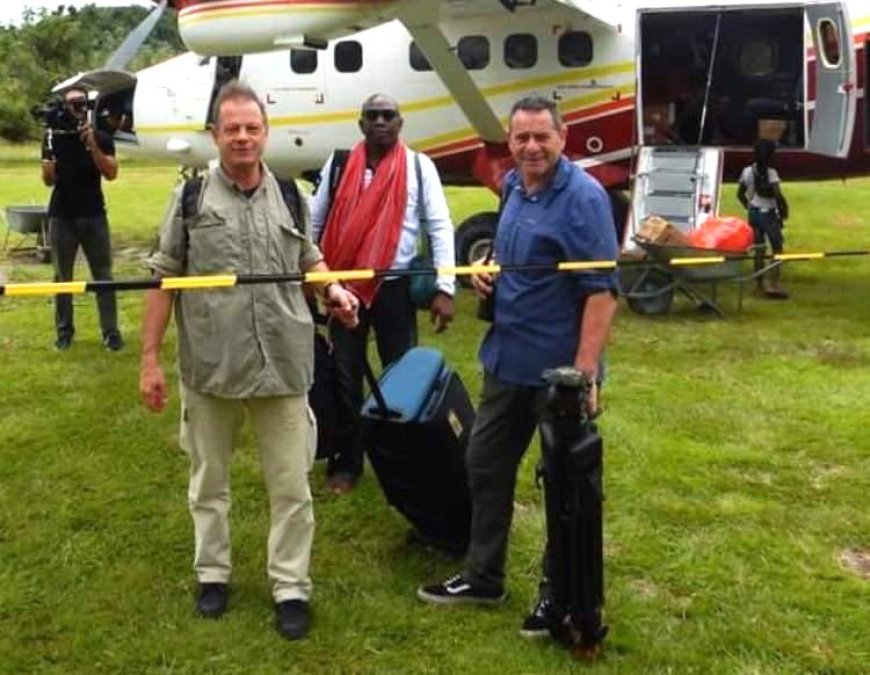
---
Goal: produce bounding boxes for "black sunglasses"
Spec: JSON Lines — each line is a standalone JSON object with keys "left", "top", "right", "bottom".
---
{"left": 67, "top": 100, "right": 87, "bottom": 112}
{"left": 363, "top": 109, "right": 398, "bottom": 122}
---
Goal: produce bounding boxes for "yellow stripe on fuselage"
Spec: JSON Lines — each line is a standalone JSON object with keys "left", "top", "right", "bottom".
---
{"left": 136, "top": 62, "right": 635, "bottom": 147}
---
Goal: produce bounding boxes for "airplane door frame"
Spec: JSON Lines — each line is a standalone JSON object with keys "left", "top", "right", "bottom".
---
{"left": 805, "top": 1, "right": 856, "bottom": 157}
{"left": 205, "top": 55, "right": 244, "bottom": 128}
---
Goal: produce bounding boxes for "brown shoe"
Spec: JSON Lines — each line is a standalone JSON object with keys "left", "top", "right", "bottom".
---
{"left": 327, "top": 472, "right": 358, "bottom": 495}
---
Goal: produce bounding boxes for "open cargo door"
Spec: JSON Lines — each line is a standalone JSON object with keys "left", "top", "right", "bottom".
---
{"left": 805, "top": 2, "right": 856, "bottom": 157}
{"left": 637, "top": 3, "right": 813, "bottom": 150}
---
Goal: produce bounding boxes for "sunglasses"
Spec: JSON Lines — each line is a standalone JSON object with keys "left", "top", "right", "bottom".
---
{"left": 363, "top": 109, "right": 399, "bottom": 122}
{"left": 66, "top": 100, "right": 87, "bottom": 112}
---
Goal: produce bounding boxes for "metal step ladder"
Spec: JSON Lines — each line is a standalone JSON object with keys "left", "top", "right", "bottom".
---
{"left": 624, "top": 146, "right": 724, "bottom": 251}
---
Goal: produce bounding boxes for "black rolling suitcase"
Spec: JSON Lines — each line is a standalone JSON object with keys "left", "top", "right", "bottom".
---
{"left": 361, "top": 347, "right": 474, "bottom": 553}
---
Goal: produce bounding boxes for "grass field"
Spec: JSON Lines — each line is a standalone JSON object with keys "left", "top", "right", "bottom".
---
{"left": 1, "top": 142, "right": 869, "bottom": 674}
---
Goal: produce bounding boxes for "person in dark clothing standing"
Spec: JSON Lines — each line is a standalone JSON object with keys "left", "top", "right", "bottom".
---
{"left": 41, "top": 87, "right": 123, "bottom": 350}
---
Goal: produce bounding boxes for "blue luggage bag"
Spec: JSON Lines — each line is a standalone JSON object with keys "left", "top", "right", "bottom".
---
{"left": 361, "top": 347, "right": 473, "bottom": 553}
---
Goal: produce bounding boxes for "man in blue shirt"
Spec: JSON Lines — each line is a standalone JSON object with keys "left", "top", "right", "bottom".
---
{"left": 417, "top": 96, "right": 619, "bottom": 638}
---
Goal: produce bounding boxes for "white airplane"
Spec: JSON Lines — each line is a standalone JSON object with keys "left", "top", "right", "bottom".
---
{"left": 57, "top": 0, "right": 868, "bottom": 261}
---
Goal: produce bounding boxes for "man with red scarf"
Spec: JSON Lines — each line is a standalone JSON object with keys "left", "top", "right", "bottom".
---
{"left": 310, "top": 93, "right": 456, "bottom": 495}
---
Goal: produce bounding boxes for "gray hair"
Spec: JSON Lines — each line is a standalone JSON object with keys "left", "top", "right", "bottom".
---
{"left": 508, "top": 95, "right": 563, "bottom": 130}
{"left": 211, "top": 80, "right": 267, "bottom": 126}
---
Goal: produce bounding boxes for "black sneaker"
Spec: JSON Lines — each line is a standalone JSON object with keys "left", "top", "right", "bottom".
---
{"left": 416, "top": 574, "right": 505, "bottom": 605}
{"left": 520, "top": 596, "right": 554, "bottom": 638}
{"left": 54, "top": 334, "right": 73, "bottom": 351}
{"left": 275, "top": 599, "right": 311, "bottom": 640}
{"left": 103, "top": 330, "right": 124, "bottom": 351}
{"left": 196, "top": 582, "right": 228, "bottom": 619}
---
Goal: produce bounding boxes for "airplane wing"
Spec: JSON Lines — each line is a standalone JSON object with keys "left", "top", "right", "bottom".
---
{"left": 440, "top": 0, "right": 621, "bottom": 31}
{"left": 398, "top": 2, "right": 506, "bottom": 143}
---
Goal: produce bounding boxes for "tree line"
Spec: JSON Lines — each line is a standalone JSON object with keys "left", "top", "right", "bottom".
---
{"left": 0, "top": 4, "right": 184, "bottom": 141}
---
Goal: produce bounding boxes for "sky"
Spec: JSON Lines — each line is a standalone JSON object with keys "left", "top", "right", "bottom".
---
{"left": 1, "top": 1, "right": 154, "bottom": 26}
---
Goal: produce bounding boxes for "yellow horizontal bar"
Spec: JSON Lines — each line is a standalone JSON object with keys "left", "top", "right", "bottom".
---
{"left": 4, "top": 281, "right": 88, "bottom": 297}
{"left": 306, "top": 270, "right": 376, "bottom": 283}
{"left": 442, "top": 264, "right": 501, "bottom": 277}
{"left": 558, "top": 261, "right": 618, "bottom": 271}
{"left": 161, "top": 275, "right": 237, "bottom": 290}
{"left": 775, "top": 253, "right": 824, "bottom": 261}
{"left": 670, "top": 257, "right": 725, "bottom": 266}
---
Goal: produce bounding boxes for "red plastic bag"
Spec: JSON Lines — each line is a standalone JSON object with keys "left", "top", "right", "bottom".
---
{"left": 689, "top": 216, "right": 754, "bottom": 252}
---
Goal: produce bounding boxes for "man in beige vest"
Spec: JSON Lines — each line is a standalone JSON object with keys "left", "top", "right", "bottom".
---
{"left": 139, "top": 81, "right": 358, "bottom": 640}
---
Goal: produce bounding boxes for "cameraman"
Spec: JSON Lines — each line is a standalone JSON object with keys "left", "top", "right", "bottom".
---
{"left": 41, "top": 87, "right": 123, "bottom": 351}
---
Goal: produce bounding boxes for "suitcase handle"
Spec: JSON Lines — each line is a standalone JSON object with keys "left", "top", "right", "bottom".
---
{"left": 362, "top": 354, "right": 401, "bottom": 419}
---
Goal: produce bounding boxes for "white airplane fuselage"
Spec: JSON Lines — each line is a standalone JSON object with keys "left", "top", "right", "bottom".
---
{"left": 99, "top": 0, "right": 869, "bottom": 192}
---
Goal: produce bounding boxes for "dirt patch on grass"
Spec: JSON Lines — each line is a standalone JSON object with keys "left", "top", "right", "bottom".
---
{"left": 839, "top": 549, "right": 870, "bottom": 579}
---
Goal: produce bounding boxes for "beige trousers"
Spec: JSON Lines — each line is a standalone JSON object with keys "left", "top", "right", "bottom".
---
{"left": 180, "top": 384, "right": 316, "bottom": 602}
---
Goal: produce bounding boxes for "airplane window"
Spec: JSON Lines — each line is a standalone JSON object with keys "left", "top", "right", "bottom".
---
{"left": 409, "top": 42, "right": 433, "bottom": 72}
{"left": 558, "top": 31, "right": 593, "bottom": 67}
{"left": 737, "top": 39, "right": 776, "bottom": 77}
{"left": 458, "top": 36, "right": 490, "bottom": 70}
{"left": 505, "top": 34, "right": 537, "bottom": 69}
{"left": 818, "top": 19, "right": 841, "bottom": 68}
{"left": 335, "top": 40, "right": 363, "bottom": 73}
{"left": 290, "top": 49, "right": 318, "bottom": 75}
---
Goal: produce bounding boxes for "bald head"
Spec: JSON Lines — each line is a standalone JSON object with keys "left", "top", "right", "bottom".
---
{"left": 358, "top": 92, "right": 403, "bottom": 155}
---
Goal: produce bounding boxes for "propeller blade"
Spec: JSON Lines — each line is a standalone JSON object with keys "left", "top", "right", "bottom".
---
{"left": 105, "top": 0, "right": 168, "bottom": 71}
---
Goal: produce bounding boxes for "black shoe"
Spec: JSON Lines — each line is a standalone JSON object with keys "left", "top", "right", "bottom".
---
{"left": 520, "top": 596, "right": 554, "bottom": 638}
{"left": 275, "top": 599, "right": 311, "bottom": 640}
{"left": 54, "top": 334, "right": 73, "bottom": 351}
{"left": 196, "top": 582, "right": 228, "bottom": 619}
{"left": 102, "top": 330, "right": 124, "bottom": 351}
{"left": 416, "top": 574, "right": 506, "bottom": 605}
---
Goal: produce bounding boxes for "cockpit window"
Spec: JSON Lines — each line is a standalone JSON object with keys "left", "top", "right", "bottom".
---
{"left": 737, "top": 39, "right": 776, "bottom": 77}
{"left": 817, "top": 19, "right": 841, "bottom": 68}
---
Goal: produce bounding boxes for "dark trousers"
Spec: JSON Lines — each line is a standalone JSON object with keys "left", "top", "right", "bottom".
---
{"left": 50, "top": 215, "right": 118, "bottom": 338}
{"left": 327, "top": 278, "right": 417, "bottom": 478}
{"left": 463, "top": 373, "right": 550, "bottom": 592}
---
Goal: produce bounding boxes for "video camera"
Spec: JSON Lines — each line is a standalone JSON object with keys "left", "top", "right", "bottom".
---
{"left": 31, "top": 97, "right": 92, "bottom": 135}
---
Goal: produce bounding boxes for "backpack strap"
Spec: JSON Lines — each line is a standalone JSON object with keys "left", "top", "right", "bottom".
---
{"left": 181, "top": 174, "right": 204, "bottom": 221}
{"left": 414, "top": 152, "right": 430, "bottom": 256}
{"left": 275, "top": 177, "right": 304, "bottom": 233}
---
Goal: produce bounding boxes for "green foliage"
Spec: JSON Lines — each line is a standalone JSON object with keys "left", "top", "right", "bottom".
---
{"left": 1, "top": 160, "right": 869, "bottom": 672}
{"left": 0, "top": 4, "right": 183, "bottom": 141}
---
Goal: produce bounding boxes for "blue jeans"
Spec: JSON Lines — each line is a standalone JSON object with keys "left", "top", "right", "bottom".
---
{"left": 748, "top": 208, "right": 784, "bottom": 254}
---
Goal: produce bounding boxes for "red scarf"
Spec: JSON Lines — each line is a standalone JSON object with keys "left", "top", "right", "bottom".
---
{"left": 321, "top": 141, "right": 408, "bottom": 307}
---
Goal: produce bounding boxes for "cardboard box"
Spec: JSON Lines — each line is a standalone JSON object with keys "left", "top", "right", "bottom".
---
{"left": 636, "top": 216, "right": 693, "bottom": 247}
{"left": 758, "top": 119, "right": 787, "bottom": 141}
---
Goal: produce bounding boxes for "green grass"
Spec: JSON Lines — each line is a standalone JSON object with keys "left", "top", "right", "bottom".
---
{"left": 1, "top": 142, "right": 869, "bottom": 673}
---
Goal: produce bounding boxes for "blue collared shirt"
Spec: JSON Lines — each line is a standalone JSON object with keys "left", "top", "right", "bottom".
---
{"left": 479, "top": 157, "right": 618, "bottom": 386}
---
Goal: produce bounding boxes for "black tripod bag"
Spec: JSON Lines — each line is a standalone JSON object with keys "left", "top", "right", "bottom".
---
{"left": 538, "top": 368, "right": 608, "bottom": 654}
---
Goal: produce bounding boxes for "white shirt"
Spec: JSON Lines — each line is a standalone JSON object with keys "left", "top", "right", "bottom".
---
{"left": 309, "top": 147, "right": 455, "bottom": 297}
{"left": 739, "top": 165, "right": 781, "bottom": 211}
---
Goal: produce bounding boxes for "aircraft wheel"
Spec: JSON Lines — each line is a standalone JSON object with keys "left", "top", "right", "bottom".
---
{"left": 454, "top": 212, "right": 497, "bottom": 288}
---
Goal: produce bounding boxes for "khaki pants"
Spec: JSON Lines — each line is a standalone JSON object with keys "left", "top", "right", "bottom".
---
{"left": 180, "top": 385, "right": 316, "bottom": 602}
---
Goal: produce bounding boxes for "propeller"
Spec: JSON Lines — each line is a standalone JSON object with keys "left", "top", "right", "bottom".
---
{"left": 105, "top": 0, "right": 169, "bottom": 71}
